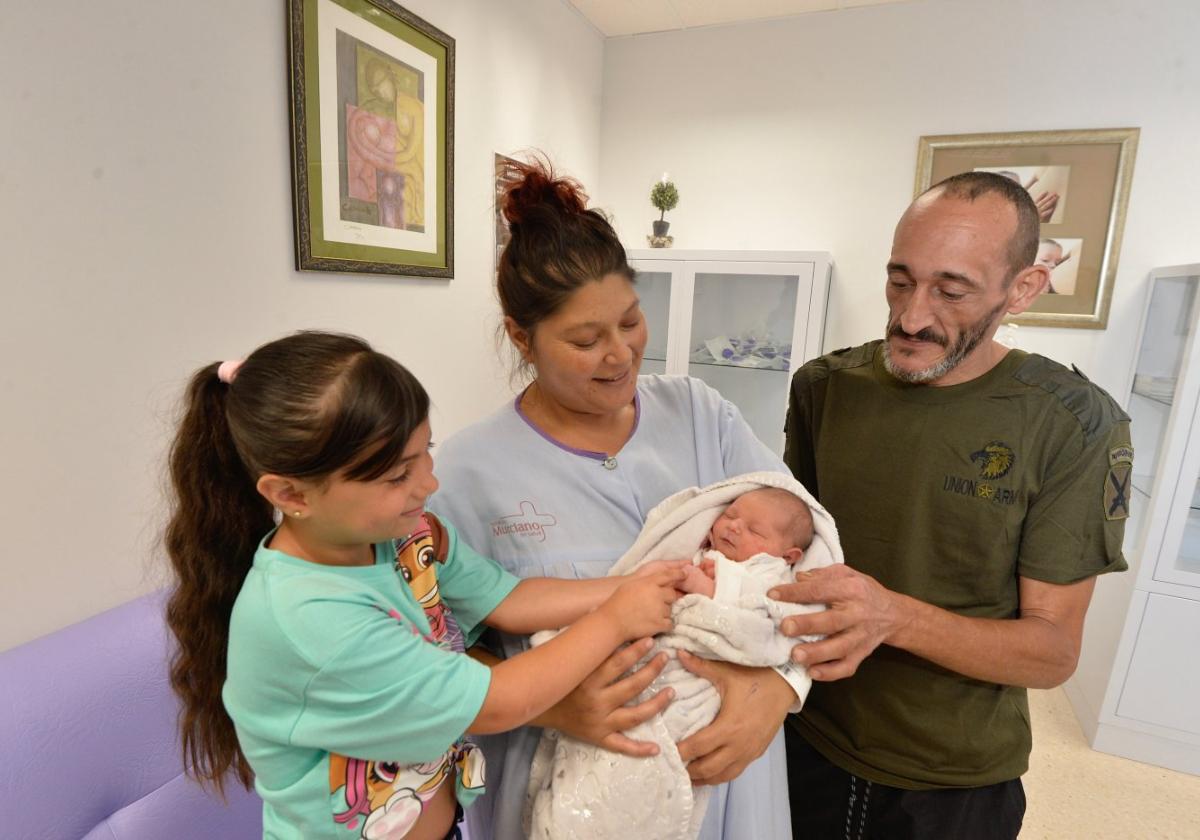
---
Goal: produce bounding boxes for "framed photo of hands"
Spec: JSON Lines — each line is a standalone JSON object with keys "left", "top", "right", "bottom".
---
{"left": 915, "top": 128, "right": 1139, "bottom": 329}
{"left": 288, "top": 0, "right": 455, "bottom": 277}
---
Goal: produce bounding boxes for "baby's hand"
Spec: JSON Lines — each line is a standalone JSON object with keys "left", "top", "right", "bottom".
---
{"left": 603, "top": 568, "right": 682, "bottom": 640}
{"left": 677, "top": 564, "right": 716, "bottom": 597}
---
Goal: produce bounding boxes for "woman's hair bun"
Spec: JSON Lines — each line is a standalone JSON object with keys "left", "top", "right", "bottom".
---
{"left": 499, "top": 156, "right": 588, "bottom": 226}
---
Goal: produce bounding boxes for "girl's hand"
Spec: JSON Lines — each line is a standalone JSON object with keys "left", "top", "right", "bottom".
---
{"left": 538, "top": 638, "right": 675, "bottom": 756}
{"left": 601, "top": 568, "right": 682, "bottom": 640}
{"left": 631, "top": 558, "right": 692, "bottom": 579}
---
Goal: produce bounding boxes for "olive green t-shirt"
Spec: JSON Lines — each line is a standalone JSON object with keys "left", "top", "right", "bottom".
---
{"left": 783, "top": 341, "right": 1130, "bottom": 789}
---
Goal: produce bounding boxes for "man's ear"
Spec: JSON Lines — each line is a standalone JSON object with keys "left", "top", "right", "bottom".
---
{"left": 1006, "top": 264, "right": 1051, "bottom": 316}
{"left": 256, "top": 474, "right": 315, "bottom": 517}
{"left": 503, "top": 316, "right": 533, "bottom": 364}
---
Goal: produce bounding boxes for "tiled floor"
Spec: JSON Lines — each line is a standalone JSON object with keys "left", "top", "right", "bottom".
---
{"left": 1022, "top": 687, "right": 1200, "bottom": 838}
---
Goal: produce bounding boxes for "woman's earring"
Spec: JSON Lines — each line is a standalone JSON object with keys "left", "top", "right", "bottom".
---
{"left": 292, "top": 511, "right": 303, "bottom": 518}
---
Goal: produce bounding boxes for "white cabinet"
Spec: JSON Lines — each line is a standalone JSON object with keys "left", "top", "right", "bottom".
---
{"left": 627, "top": 250, "right": 831, "bottom": 455}
{"left": 1066, "top": 264, "right": 1200, "bottom": 775}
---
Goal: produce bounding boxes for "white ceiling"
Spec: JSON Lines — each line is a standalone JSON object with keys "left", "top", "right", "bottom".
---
{"left": 566, "top": 0, "right": 915, "bottom": 37}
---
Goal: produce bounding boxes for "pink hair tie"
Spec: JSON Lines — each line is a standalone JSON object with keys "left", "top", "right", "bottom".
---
{"left": 217, "top": 359, "right": 244, "bottom": 384}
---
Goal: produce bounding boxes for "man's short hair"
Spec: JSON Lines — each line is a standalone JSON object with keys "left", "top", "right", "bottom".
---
{"left": 921, "top": 171, "right": 1041, "bottom": 281}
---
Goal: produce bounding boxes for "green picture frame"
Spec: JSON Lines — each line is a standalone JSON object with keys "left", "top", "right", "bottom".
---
{"left": 288, "top": 0, "right": 454, "bottom": 277}
{"left": 915, "top": 128, "right": 1138, "bottom": 329}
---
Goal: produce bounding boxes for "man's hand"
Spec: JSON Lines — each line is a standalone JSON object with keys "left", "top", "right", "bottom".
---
{"left": 675, "top": 654, "right": 794, "bottom": 785}
{"left": 538, "top": 638, "right": 673, "bottom": 756}
{"left": 769, "top": 564, "right": 910, "bottom": 681}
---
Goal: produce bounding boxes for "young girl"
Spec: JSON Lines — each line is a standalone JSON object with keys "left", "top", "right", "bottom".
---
{"left": 164, "top": 331, "right": 683, "bottom": 840}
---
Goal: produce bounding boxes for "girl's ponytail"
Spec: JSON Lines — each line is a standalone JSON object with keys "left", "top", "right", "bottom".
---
{"left": 162, "top": 331, "right": 429, "bottom": 794}
{"left": 164, "top": 363, "right": 270, "bottom": 793}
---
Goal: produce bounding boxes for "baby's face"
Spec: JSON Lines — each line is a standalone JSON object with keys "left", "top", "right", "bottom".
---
{"left": 708, "top": 493, "right": 795, "bottom": 561}
{"left": 1036, "top": 242, "right": 1063, "bottom": 269}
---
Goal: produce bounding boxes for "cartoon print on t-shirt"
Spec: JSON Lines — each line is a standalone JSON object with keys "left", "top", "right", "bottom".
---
{"left": 329, "top": 743, "right": 484, "bottom": 838}
{"left": 394, "top": 515, "right": 465, "bottom": 653}
{"left": 327, "top": 515, "right": 482, "bottom": 837}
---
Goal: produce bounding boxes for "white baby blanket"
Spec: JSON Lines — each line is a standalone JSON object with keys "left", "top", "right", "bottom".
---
{"left": 524, "top": 471, "right": 843, "bottom": 840}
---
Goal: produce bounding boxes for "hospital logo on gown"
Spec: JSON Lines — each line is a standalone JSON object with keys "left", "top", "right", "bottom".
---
{"left": 490, "top": 500, "right": 557, "bottom": 543}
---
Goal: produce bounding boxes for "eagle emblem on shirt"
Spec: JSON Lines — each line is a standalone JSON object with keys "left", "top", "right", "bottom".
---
{"left": 970, "top": 441, "right": 1015, "bottom": 480}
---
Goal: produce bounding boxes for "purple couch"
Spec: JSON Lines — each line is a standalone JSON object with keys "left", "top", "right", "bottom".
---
{"left": 0, "top": 590, "right": 262, "bottom": 840}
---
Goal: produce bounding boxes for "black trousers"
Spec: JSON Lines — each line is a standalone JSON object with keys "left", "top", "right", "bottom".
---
{"left": 785, "top": 725, "right": 1025, "bottom": 840}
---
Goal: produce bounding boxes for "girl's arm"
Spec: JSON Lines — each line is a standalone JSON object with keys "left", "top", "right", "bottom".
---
{"left": 467, "top": 567, "right": 683, "bottom": 735}
{"left": 483, "top": 559, "right": 690, "bottom": 634}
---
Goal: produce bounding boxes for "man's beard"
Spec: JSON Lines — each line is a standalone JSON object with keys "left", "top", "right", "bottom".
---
{"left": 882, "top": 300, "right": 1008, "bottom": 384}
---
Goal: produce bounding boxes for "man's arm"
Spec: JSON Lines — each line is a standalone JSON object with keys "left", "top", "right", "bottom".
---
{"left": 771, "top": 567, "right": 1096, "bottom": 689}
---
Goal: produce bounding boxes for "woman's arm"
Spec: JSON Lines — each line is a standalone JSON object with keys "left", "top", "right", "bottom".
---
{"left": 468, "top": 568, "right": 683, "bottom": 734}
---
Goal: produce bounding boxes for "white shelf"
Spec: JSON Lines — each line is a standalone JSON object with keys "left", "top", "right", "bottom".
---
{"left": 1069, "top": 264, "right": 1200, "bottom": 777}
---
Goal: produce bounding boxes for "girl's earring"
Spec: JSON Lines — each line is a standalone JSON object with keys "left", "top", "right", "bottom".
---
{"left": 292, "top": 511, "right": 303, "bottom": 518}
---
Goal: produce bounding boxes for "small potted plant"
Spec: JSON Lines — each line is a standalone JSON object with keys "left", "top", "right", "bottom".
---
{"left": 650, "top": 176, "right": 679, "bottom": 237}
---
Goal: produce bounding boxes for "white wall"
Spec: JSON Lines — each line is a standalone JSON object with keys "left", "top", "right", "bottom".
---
{"left": 597, "top": 0, "right": 1200, "bottom": 403}
{"left": 0, "top": 0, "right": 604, "bottom": 650}
{"left": 596, "top": 0, "right": 1200, "bottom": 739}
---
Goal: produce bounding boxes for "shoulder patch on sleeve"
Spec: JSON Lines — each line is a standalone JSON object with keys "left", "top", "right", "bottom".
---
{"left": 1109, "top": 445, "right": 1134, "bottom": 466}
{"left": 1104, "top": 463, "right": 1132, "bottom": 521}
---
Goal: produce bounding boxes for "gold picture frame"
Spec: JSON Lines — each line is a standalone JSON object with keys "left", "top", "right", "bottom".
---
{"left": 915, "top": 128, "right": 1139, "bottom": 329}
{"left": 288, "top": 0, "right": 454, "bottom": 277}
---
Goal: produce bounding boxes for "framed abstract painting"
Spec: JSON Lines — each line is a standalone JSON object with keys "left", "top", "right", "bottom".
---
{"left": 915, "top": 128, "right": 1138, "bottom": 329}
{"left": 288, "top": 0, "right": 454, "bottom": 277}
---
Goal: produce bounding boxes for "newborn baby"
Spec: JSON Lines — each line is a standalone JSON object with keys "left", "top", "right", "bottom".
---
{"left": 678, "top": 486, "right": 814, "bottom": 599}
{"left": 526, "top": 478, "right": 838, "bottom": 840}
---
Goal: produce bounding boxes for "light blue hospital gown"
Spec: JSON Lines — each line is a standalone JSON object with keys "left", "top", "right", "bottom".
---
{"left": 429, "top": 374, "right": 798, "bottom": 840}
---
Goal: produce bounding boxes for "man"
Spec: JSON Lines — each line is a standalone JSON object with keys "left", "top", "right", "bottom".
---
{"left": 774, "top": 171, "right": 1130, "bottom": 839}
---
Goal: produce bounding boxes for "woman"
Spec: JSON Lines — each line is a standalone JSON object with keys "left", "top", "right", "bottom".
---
{"left": 430, "top": 159, "right": 799, "bottom": 839}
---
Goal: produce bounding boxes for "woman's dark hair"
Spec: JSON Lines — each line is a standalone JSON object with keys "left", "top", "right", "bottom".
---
{"left": 496, "top": 157, "right": 633, "bottom": 339}
{"left": 163, "top": 331, "right": 429, "bottom": 793}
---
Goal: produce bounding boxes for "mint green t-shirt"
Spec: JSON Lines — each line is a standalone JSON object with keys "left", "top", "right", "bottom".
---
{"left": 223, "top": 513, "right": 519, "bottom": 839}
{"left": 783, "top": 342, "right": 1130, "bottom": 789}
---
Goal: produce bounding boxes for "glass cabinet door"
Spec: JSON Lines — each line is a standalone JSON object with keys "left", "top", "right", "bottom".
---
{"left": 685, "top": 266, "right": 809, "bottom": 455}
{"left": 1175, "top": 458, "right": 1200, "bottom": 578}
{"left": 1130, "top": 269, "right": 1200, "bottom": 586}
{"left": 1128, "top": 276, "right": 1197, "bottom": 499}
{"left": 635, "top": 268, "right": 675, "bottom": 376}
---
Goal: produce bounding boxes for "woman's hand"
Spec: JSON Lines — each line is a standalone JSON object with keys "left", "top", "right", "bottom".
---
{"left": 537, "top": 638, "right": 675, "bottom": 756}
{"left": 675, "top": 653, "right": 795, "bottom": 785}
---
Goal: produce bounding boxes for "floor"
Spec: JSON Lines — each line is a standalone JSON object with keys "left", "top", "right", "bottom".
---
{"left": 1022, "top": 687, "right": 1200, "bottom": 838}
